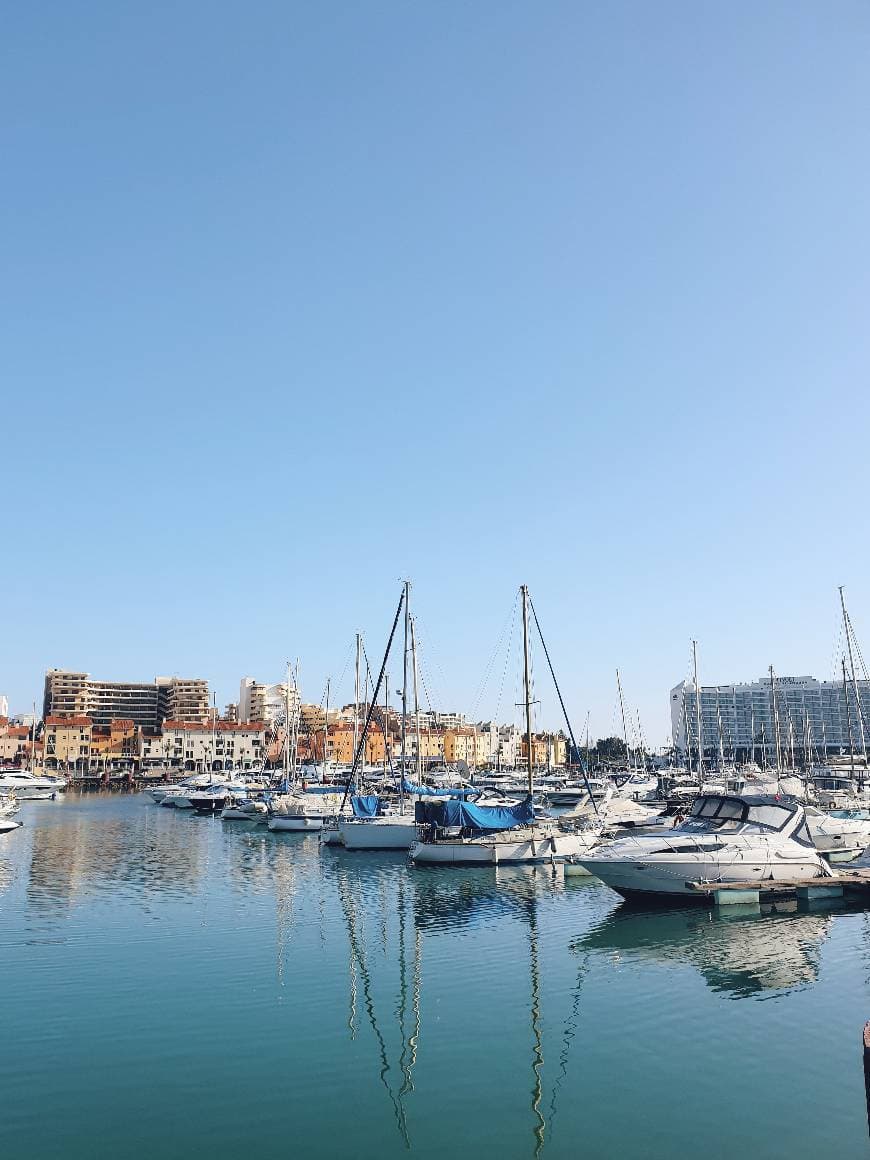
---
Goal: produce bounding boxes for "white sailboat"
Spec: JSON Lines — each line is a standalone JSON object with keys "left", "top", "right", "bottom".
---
{"left": 410, "top": 585, "right": 602, "bottom": 867}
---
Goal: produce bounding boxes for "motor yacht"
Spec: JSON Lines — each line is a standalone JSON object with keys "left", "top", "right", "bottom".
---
{"left": 803, "top": 805, "right": 870, "bottom": 862}
{"left": 267, "top": 790, "right": 345, "bottom": 832}
{"left": 0, "top": 770, "right": 66, "bottom": 799}
{"left": 579, "top": 793, "right": 830, "bottom": 898}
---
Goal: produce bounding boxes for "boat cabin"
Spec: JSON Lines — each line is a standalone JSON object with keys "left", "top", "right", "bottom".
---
{"left": 681, "top": 794, "right": 814, "bottom": 847}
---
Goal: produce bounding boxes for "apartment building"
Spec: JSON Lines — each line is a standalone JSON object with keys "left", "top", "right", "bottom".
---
{"left": 671, "top": 674, "right": 870, "bottom": 763}
{"left": 239, "top": 677, "right": 301, "bottom": 726}
{"left": 160, "top": 720, "right": 267, "bottom": 772}
{"left": 43, "top": 716, "right": 93, "bottom": 770}
{"left": 43, "top": 670, "right": 209, "bottom": 729}
{"left": 0, "top": 719, "right": 33, "bottom": 766}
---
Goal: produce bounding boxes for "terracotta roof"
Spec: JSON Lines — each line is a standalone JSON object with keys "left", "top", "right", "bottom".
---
{"left": 110, "top": 719, "right": 135, "bottom": 730}
{"left": 162, "top": 719, "right": 267, "bottom": 733}
{"left": 45, "top": 716, "right": 92, "bottom": 727}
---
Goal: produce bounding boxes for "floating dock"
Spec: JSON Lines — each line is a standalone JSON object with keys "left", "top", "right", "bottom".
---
{"left": 687, "top": 870, "right": 870, "bottom": 906}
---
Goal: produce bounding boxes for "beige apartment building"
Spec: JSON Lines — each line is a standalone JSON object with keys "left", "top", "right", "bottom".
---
{"left": 43, "top": 671, "right": 209, "bottom": 729}
{"left": 43, "top": 716, "right": 93, "bottom": 770}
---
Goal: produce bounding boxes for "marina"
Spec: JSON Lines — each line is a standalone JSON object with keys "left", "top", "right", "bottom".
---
{"left": 3, "top": 791, "right": 870, "bottom": 1158}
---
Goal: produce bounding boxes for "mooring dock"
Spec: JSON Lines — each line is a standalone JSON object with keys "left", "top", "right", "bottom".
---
{"left": 688, "top": 870, "right": 870, "bottom": 906}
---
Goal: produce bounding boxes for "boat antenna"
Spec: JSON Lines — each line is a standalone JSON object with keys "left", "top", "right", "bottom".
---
{"left": 340, "top": 586, "right": 405, "bottom": 813}
{"left": 527, "top": 592, "right": 600, "bottom": 816}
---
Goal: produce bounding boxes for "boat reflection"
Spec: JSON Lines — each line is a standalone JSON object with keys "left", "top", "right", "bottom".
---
{"left": 574, "top": 900, "right": 837, "bottom": 998}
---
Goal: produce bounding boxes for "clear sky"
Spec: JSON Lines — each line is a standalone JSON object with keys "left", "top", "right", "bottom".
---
{"left": 3, "top": 2, "right": 870, "bottom": 743}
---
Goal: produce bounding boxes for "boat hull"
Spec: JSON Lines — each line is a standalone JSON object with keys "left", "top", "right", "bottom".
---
{"left": 409, "top": 830, "right": 594, "bottom": 865}
{"left": 579, "top": 855, "right": 827, "bottom": 898}
{"left": 268, "top": 815, "right": 323, "bottom": 831}
{"left": 339, "top": 820, "right": 418, "bottom": 850}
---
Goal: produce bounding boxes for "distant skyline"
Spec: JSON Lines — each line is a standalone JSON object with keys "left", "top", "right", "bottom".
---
{"left": 3, "top": 3, "right": 870, "bottom": 743}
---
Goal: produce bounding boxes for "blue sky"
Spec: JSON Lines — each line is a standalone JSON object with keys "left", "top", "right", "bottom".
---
{"left": 3, "top": 2, "right": 869, "bottom": 743}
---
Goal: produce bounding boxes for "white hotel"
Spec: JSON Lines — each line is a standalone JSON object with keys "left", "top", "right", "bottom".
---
{"left": 671, "top": 674, "right": 870, "bottom": 764}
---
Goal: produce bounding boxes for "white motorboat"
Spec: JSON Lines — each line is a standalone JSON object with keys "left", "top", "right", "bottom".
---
{"left": 804, "top": 806, "right": 870, "bottom": 861}
{"left": 221, "top": 795, "right": 268, "bottom": 821}
{"left": 579, "top": 793, "right": 830, "bottom": 898}
{"left": 0, "top": 770, "right": 65, "bottom": 799}
{"left": 0, "top": 792, "right": 20, "bottom": 832}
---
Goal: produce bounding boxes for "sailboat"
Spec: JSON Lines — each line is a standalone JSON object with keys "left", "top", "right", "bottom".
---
{"left": 409, "top": 586, "right": 602, "bottom": 866}
{"left": 339, "top": 588, "right": 424, "bottom": 851}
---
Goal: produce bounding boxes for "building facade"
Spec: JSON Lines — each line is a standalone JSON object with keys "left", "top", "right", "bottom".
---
{"left": 43, "top": 716, "right": 93, "bottom": 770}
{"left": 671, "top": 674, "right": 870, "bottom": 764}
{"left": 160, "top": 720, "right": 267, "bottom": 772}
{"left": 239, "top": 677, "right": 300, "bottom": 727}
{"left": 43, "top": 671, "right": 209, "bottom": 729}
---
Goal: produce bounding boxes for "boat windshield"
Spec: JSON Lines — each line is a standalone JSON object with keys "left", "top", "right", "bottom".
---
{"left": 684, "top": 795, "right": 800, "bottom": 835}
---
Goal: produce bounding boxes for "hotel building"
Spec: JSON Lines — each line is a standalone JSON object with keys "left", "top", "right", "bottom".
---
{"left": 671, "top": 674, "right": 870, "bottom": 763}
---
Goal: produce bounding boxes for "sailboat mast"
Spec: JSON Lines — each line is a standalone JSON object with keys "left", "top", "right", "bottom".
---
{"left": 840, "top": 586, "right": 868, "bottom": 768}
{"left": 521, "top": 585, "right": 534, "bottom": 797}
{"left": 410, "top": 616, "right": 423, "bottom": 782}
{"left": 616, "top": 669, "right": 631, "bottom": 773}
{"left": 323, "top": 678, "right": 330, "bottom": 776}
{"left": 286, "top": 668, "right": 293, "bottom": 784}
{"left": 401, "top": 581, "right": 410, "bottom": 776}
{"left": 692, "top": 641, "right": 703, "bottom": 786}
{"left": 353, "top": 634, "right": 361, "bottom": 779}
{"left": 769, "top": 666, "right": 782, "bottom": 775}
{"left": 842, "top": 656, "right": 857, "bottom": 783}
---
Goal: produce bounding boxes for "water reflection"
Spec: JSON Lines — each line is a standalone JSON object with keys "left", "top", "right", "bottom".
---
{"left": 575, "top": 901, "right": 835, "bottom": 998}
{"left": 319, "top": 858, "right": 575, "bottom": 1157}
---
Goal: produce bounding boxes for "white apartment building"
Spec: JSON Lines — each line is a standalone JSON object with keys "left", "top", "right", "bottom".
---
{"left": 671, "top": 674, "right": 870, "bottom": 764}
{"left": 0, "top": 695, "right": 8, "bottom": 718}
{"left": 159, "top": 720, "right": 267, "bottom": 772}
{"left": 239, "top": 677, "right": 301, "bottom": 727}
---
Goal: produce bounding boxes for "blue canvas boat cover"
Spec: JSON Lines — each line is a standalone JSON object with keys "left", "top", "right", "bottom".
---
{"left": 401, "top": 778, "right": 475, "bottom": 798}
{"left": 303, "top": 784, "right": 349, "bottom": 794}
{"left": 415, "top": 795, "right": 535, "bottom": 832}
{"left": 351, "top": 794, "right": 381, "bottom": 818}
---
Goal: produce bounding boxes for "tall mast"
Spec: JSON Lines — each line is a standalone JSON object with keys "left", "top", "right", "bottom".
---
{"left": 692, "top": 640, "right": 703, "bottom": 786}
{"left": 842, "top": 656, "right": 857, "bottom": 783}
{"left": 616, "top": 669, "right": 631, "bottom": 773}
{"left": 323, "top": 678, "right": 330, "bottom": 775}
{"left": 283, "top": 664, "right": 291, "bottom": 783}
{"left": 839, "top": 586, "right": 867, "bottom": 769}
{"left": 401, "top": 581, "right": 410, "bottom": 776}
{"left": 682, "top": 688, "right": 691, "bottom": 771}
{"left": 353, "top": 634, "right": 361, "bottom": 777}
{"left": 769, "top": 665, "right": 782, "bottom": 775}
{"left": 716, "top": 695, "right": 725, "bottom": 769}
{"left": 521, "top": 585, "right": 534, "bottom": 798}
{"left": 410, "top": 616, "right": 423, "bottom": 782}
{"left": 212, "top": 693, "right": 217, "bottom": 776}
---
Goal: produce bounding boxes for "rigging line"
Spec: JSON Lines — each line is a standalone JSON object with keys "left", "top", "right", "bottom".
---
{"left": 360, "top": 640, "right": 395, "bottom": 776}
{"left": 412, "top": 616, "right": 449, "bottom": 710}
{"left": 340, "top": 587, "right": 405, "bottom": 812}
{"left": 493, "top": 609, "right": 518, "bottom": 726}
{"left": 470, "top": 590, "right": 520, "bottom": 720}
{"left": 528, "top": 594, "right": 600, "bottom": 816}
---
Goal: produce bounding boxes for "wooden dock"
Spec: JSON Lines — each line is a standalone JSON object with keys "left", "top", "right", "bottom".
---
{"left": 687, "top": 870, "right": 870, "bottom": 905}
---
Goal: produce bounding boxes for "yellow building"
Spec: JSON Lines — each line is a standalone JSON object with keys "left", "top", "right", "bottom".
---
{"left": 444, "top": 728, "right": 477, "bottom": 765}
{"left": 44, "top": 716, "right": 93, "bottom": 770}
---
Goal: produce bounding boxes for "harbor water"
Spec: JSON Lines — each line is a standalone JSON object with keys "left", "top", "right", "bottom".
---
{"left": 2, "top": 793, "right": 870, "bottom": 1159}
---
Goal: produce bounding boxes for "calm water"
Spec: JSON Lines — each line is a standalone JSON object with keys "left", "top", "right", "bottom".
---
{"left": 3, "top": 794, "right": 870, "bottom": 1159}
